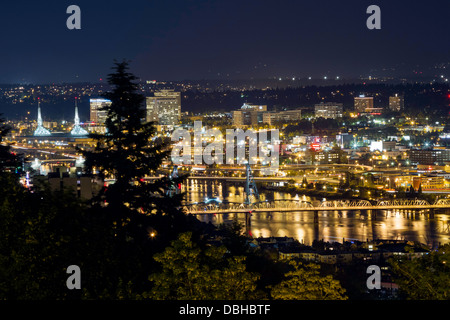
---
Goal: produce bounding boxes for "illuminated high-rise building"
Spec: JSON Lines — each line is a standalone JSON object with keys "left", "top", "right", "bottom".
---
{"left": 232, "top": 103, "right": 267, "bottom": 127}
{"left": 314, "top": 102, "right": 343, "bottom": 119}
{"left": 89, "top": 98, "right": 111, "bottom": 124}
{"left": 389, "top": 94, "right": 404, "bottom": 112}
{"left": 354, "top": 95, "right": 374, "bottom": 112}
{"left": 146, "top": 89, "right": 181, "bottom": 126}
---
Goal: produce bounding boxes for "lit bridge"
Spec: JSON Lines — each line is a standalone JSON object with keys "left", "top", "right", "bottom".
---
{"left": 183, "top": 199, "right": 450, "bottom": 215}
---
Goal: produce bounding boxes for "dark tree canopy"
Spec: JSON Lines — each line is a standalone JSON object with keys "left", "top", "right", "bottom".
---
{"left": 0, "top": 115, "right": 18, "bottom": 172}
{"left": 82, "top": 60, "right": 183, "bottom": 217}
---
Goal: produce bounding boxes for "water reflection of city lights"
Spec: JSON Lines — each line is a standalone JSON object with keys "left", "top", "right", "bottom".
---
{"left": 188, "top": 181, "right": 449, "bottom": 244}
{"left": 259, "top": 228, "right": 270, "bottom": 238}
{"left": 296, "top": 228, "right": 305, "bottom": 243}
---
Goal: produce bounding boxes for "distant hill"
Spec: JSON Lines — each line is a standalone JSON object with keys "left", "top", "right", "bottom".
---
{"left": 0, "top": 81, "right": 449, "bottom": 120}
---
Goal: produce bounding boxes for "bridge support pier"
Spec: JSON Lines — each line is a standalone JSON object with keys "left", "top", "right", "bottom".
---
{"left": 313, "top": 210, "right": 319, "bottom": 224}
{"left": 245, "top": 211, "right": 252, "bottom": 237}
{"left": 429, "top": 209, "right": 435, "bottom": 220}
{"left": 370, "top": 209, "right": 376, "bottom": 219}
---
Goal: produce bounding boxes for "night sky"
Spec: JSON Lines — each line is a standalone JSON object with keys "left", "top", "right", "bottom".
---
{"left": 0, "top": 0, "right": 449, "bottom": 83}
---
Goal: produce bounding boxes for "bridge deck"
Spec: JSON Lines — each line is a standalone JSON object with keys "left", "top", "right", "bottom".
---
{"left": 187, "top": 204, "right": 450, "bottom": 215}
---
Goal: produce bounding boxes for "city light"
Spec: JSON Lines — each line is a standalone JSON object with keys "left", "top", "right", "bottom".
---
{"left": 0, "top": 2, "right": 448, "bottom": 304}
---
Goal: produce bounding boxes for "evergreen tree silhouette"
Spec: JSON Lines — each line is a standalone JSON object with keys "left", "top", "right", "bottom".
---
{"left": 82, "top": 60, "right": 183, "bottom": 217}
{"left": 81, "top": 60, "right": 193, "bottom": 250}
{"left": 0, "top": 114, "right": 18, "bottom": 172}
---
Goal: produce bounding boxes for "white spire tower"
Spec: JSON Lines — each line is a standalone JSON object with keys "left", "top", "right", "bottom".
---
{"left": 37, "top": 100, "right": 43, "bottom": 126}
{"left": 71, "top": 97, "right": 88, "bottom": 136}
{"left": 74, "top": 98, "right": 80, "bottom": 126}
{"left": 34, "top": 98, "right": 51, "bottom": 136}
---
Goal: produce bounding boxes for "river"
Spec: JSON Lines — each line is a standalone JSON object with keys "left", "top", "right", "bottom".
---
{"left": 182, "top": 180, "right": 450, "bottom": 246}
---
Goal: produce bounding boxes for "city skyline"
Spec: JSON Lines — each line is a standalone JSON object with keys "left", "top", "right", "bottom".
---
{"left": 1, "top": 2, "right": 449, "bottom": 305}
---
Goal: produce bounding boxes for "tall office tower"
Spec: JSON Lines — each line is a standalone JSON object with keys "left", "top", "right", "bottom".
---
{"left": 314, "top": 102, "right": 343, "bottom": 119}
{"left": 71, "top": 98, "right": 88, "bottom": 136}
{"left": 146, "top": 89, "right": 181, "bottom": 126}
{"left": 232, "top": 103, "right": 267, "bottom": 127}
{"left": 389, "top": 94, "right": 404, "bottom": 112}
{"left": 34, "top": 99, "right": 51, "bottom": 136}
{"left": 89, "top": 98, "right": 111, "bottom": 124}
{"left": 232, "top": 110, "right": 245, "bottom": 127}
{"left": 354, "top": 95, "right": 374, "bottom": 112}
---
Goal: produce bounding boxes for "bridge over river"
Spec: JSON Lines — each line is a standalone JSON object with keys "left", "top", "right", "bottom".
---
{"left": 183, "top": 199, "right": 450, "bottom": 215}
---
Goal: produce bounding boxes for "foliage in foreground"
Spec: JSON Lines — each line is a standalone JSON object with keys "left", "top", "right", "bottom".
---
{"left": 142, "top": 232, "right": 263, "bottom": 300}
{"left": 389, "top": 244, "right": 450, "bottom": 300}
{"left": 270, "top": 260, "right": 348, "bottom": 300}
{"left": 143, "top": 231, "right": 349, "bottom": 300}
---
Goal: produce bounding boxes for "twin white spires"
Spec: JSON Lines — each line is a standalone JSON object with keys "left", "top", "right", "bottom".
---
{"left": 33, "top": 97, "right": 88, "bottom": 136}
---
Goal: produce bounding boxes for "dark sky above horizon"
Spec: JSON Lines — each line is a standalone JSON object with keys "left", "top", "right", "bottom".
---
{"left": 0, "top": 0, "right": 449, "bottom": 84}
